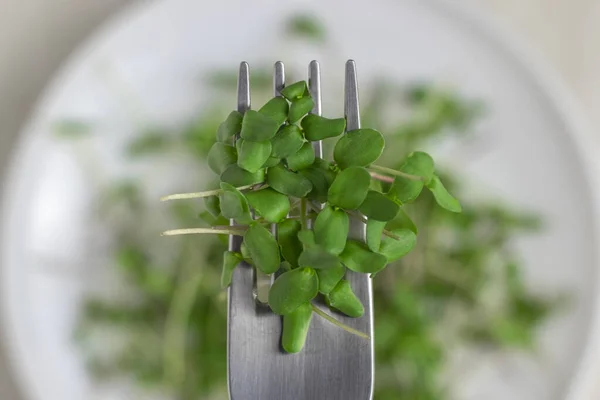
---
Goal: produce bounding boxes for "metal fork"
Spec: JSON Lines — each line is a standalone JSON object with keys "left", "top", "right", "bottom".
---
{"left": 227, "top": 60, "right": 374, "bottom": 400}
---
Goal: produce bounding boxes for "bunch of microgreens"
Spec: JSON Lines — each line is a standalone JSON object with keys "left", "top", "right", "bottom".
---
{"left": 161, "top": 79, "right": 461, "bottom": 352}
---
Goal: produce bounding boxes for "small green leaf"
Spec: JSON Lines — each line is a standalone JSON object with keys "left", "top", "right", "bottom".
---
{"left": 358, "top": 190, "right": 399, "bottom": 221}
{"left": 299, "top": 167, "right": 330, "bottom": 203}
{"left": 271, "top": 125, "right": 304, "bottom": 158}
{"left": 286, "top": 142, "right": 315, "bottom": 171}
{"left": 379, "top": 228, "right": 416, "bottom": 262}
{"left": 203, "top": 195, "right": 221, "bottom": 218}
{"left": 220, "top": 164, "right": 265, "bottom": 186}
{"left": 218, "top": 182, "right": 252, "bottom": 224}
{"left": 387, "top": 208, "right": 418, "bottom": 234}
{"left": 216, "top": 111, "right": 243, "bottom": 143}
{"left": 267, "top": 164, "right": 313, "bottom": 198}
{"left": 298, "top": 248, "right": 342, "bottom": 270}
{"left": 244, "top": 224, "right": 280, "bottom": 274}
{"left": 301, "top": 114, "right": 346, "bottom": 141}
{"left": 240, "top": 110, "right": 280, "bottom": 141}
{"left": 289, "top": 97, "right": 314, "bottom": 124}
{"left": 426, "top": 175, "right": 462, "bottom": 213}
{"left": 259, "top": 97, "right": 289, "bottom": 125}
{"left": 207, "top": 142, "right": 237, "bottom": 175}
{"left": 313, "top": 158, "right": 337, "bottom": 184}
{"left": 245, "top": 188, "right": 290, "bottom": 223}
{"left": 316, "top": 265, "right": 346, "bottom": 294}
{"left": 390, "top": 151, "right": 434, "bottom": 203}
{"left": 277, "top": 219, "right": 303, "bottom": 267}
{"left": 339, "top": 240, "right": 387, "bottom": 274}
{"left": 333, "top": 129, "right": 385, "bottom": 169}
{"left": 237, "top": 139, "right": 272, "bottom": 173}
{"left": 221, "top": 251, "right": 242, "bottom": 288}
{"left": 297, "top": 229, "right": 317, "bottom": 249}
{"left": 327, "top": 279, "right": 364, "bottom": 318}
{"left": 285, "top": 14, "right": 326, "bottom": 43}
{"left": 366, "top": 220, "right": 386, "bottom": 252}
{"left": 313, "top": 205, "right": 349, "bottom": 255}
{"left": 328, "top": 166, "right": 371, "bottom": 209}
{"left": 268, "top": 267, "right": 319, "bottom": 315}
{"left": 282, "top": 302, "right": 313, "bottom": 353}
{"left": 281, "top": 81, "right": 308, "bottom": 101}
{"left": 262, "top": 156, "right": 281, "bottom": 168}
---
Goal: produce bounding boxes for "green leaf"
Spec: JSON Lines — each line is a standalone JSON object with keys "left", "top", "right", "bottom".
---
{"left": 245, "top": 188, "right": 290, "bottom": 223}
{"left": 216, "top": 110, "right": 243, "bottom": 143}
{"left": 270, "top": 125, "right": 304, "bottom": 158}
{"left": 379, "top": 228, "right": 417, "bottom": 262}
{"left": 297, "top": 229, "right": 317, "bottom": 249}
{"left": 387, "top": 208, "right": 418, "bottom": 234}
{"left": 268, "top": 267, "right": 319, "bottom": 315}
{"left": 390, "top": 151, "right": 434, "bottom": 203}
{"left": 313, "top": 205, "right": 349, "bottom": 255}
{"left": 339, "top": 240, "right": 388, "bottom": 274}
{"left": 328, "top": 166, "right": 371, "bottom": 209}
{"left": 316, "top": 265, "right": 346, "bottom": 294}
{"left": 333, "top": 129, "right": 385, "bottom": 169}
{"left": 286, "top": 142, "right": 315, "bottom": 171}
{"left": 277, "top": 219, "right": 303, "bottom": 267}
{"left": 267, "top": 164, "right": 313, "bottom": 198}
{"left": 358, "top": 190, "right": 400, "bottom": 221}
{"left": 289, "top": 97, "right": 314, "bottom": 124}
{"left": 282, "top": 302, "right": 313, "bottom": 353}
{"left": 221, "top": 251, "right": 242, "bottom": 288}
{"left": 426, "top": 175, "right": 462, "bottom": 213}
{"left": 240, "top": 110, "right": 279, "bottom": 141}
{"left": 237, "top": 139, "right": 272, "bottom": 173}
{"left": 203, "top": 195, "right": 220, "bottom": 218}
{"left": 366, "top": 220, "right": 386, "bottom": 252}
{"left": 301, "top": 115, "right": 346, "bottom": 141}
{"left": 285, "top": 14, "right": 326, "bottom": 43}
{"left": 259, "top": 97, "right": 289, "bottom": 125}
{"left": 298, "top": 248, "right": 342, "bottom": 270}
{"left": 327, "top": 279, "right": 364, "bottom": 318}
{"left": 220, "top": 164, "right": 265, "bottom": 186}
{"left": 207, "top": 142, "right": 237, "bottom": 175}
{"left": 218, "top": 182, "right": 252, "bottom": 224}
{"left": 262, "top": 156, "right": 281, "bottom": 168}
{"left": 281, "top": 81, "right": 308, "bottom": 101}
{"left": 298, "top": 166, "right": 330, "bottom": 203}
{"left": 243, "top": 224, "right": 280, "bottom": 274}
{"left": 127, "top": 130, "right": 172, "bottom": 156}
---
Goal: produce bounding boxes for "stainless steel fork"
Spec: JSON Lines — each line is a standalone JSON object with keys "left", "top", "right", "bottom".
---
{"left": 227, "top": 60, "right": 374, "bottom": 400}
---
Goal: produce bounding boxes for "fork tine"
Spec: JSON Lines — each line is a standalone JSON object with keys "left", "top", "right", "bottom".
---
{"left": 309, "top": 60, "right": 323, "bottom": 159}
{"left": 344, "top": 60, "right": 361, "bottom": 131}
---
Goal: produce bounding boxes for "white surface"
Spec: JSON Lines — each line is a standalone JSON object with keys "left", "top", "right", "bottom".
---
{"left": 1, "top": 0, "right": 600, "bottom": 399}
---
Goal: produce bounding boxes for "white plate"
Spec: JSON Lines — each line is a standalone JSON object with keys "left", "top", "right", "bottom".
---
{"left": 2, "top": 0, "right": 600, "bottom": 399}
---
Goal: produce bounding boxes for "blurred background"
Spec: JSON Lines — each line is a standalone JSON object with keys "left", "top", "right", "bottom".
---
{"left": 1, "top": 0, "right": 600, "bottom": 399}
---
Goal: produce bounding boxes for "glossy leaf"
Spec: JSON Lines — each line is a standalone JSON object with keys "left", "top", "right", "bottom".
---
{"left": 262, "top": 156, "right": 281, "bottom": 168}
{"left": 339, "top": 240, "right": 388, "bottom": 274}
{"left": 267, "top": 164, "right": 313, "bottom": 198}
{"left": 297, "top": 229, "right": 317, "bottom": 249}
{"left": 221, "top": 251, "right": 242, "bottom": 288}
{"left": 286, "top": 142, "right": 315, "bottom": 171}
{"left": 268, "top": 267, "right": 319, "bottom": 315}
{"left": 270, "top": 125, "right": 304, "bottom": 158}
{"left": 313, "top": 205, "right": 349, "bottom": 255}
{"left": 426, "top": 175, "right": 462, "bottom": 213}
{"left": 298, "top": 248, "right": 342, "bottom": 270}
{"left": 259, "top": 97, "right": 289, "bottom": 125}
{"left": 379, "top": 228, "right": 417, "bottom": 262}
{"left": 316, "top": 265, "right": 346, "bottom": 295}
{"left": 366, "top": 219, "right": 386, "bottom": 252}
{"left": 243, "top": 224, "right": 280, "bottom": 274}
{"left": 280, "top": 81, "right": 308, "bottom": 100}
{"left": 299, "top": 166, "right": 330, "bottom": 203}
{"left": 288, "top": 97, "right": 314, "bottom": 124}
{"left": 277, "top": 219, "right": 302, "bottom": 267}
{"left": 282, "top": 302, "right": 313, "bottom": 353}
{"left": 207, "top": 142, "right": 237, "bottom": 175}
{"left": 390, "top": 151, "right": 434, "bottom": 203}
{"left": 358, "top": 190, "right": 400, "bottom": 221}
{"left": 237, "top": 139, "right": 272, "bottom": 173}
{"left": 245, "top": 188, "right": 290, "bottom": 223}
{"left": 327, "top": 279, "right": 364, "bottom": 318}
{"left": 216, "top": 110, "right": 243, "bottom": 143}
{"left": 301, "top": 114, "right": 346, "bottom": 141}
{"left": 203, "top": 195, "right": 220, "bottom": 218}
{"left": 220, "top": 164, "right": 265, "bottom": 186}
{"left": 240, "top": 110, "right": 279, "bottom": 141}
{"left": 387, "top": 208, "right": 418, "bottom": 234}
{"left": 328, "top": 166, "right": 371, "bottom": 209}
{"left": 218, "top": 182, "right": 252, "bottom": 224}
{"left": 333, "top": 128, "right": 384, "bottom": 169}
